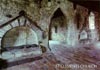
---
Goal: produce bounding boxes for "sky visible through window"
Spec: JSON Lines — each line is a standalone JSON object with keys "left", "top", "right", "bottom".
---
{"left": 89, "top": 12, "right": 95, "bottom": 30}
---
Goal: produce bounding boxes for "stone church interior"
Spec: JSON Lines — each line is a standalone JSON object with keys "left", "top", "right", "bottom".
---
{"left": 0, "top": 0, "right": 100, "bottom": 70}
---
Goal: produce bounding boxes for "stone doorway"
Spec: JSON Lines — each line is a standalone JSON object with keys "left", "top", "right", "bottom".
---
{"left": 49, "top": 8, "right": 67, "bottom": 43}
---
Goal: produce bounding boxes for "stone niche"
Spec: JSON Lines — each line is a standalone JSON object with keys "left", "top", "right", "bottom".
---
{"left": 0, "top": 26, "right": 43, "bottom": 63}
{"left": 1, "top": 26, "right": 41, "bottom": 48}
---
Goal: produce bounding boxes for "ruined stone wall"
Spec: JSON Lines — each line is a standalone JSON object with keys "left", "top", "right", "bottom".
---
{"left": 0, "top": 0, "right": 75, "bottom": 48}
{"left": 75, "top": 5, "right": 100, "bottom": 43}
{"left": 95, "top": 12, "right": 100, "bottom": 41}
{"left": 0, "top": 0, "right": 100, "bottom": 48}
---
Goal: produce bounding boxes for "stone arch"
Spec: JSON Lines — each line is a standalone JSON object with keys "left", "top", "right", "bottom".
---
{"left": 1, "top": 26, "right": 38, "bottom": 48}
{"left": 49, "top": 7, "right": 67, "bottom": 42}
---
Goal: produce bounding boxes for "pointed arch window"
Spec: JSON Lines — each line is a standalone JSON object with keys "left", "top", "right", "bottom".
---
{"left": 89, "top": 12, "right": 95, "bottom": 30}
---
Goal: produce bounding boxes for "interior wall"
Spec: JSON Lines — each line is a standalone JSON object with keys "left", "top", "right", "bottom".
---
{"left": 0, "top": 0, "right": 100, "bottom": 48}
{"left": 66, "top": 20, "right": 79, "bottom": 46}
{"left": 76, "top": 5, "right": 99, "bottom": 43}
{"left": 1, "top": 0, "right": 74, "bottom": 49}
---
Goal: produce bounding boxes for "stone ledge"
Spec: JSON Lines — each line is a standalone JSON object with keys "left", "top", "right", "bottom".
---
{"left": 0, "top": 47, "right": 42, "bottom": 62}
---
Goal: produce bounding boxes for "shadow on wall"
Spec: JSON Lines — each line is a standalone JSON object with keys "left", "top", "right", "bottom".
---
{"left": 0, "top": 58, "right": 8, "bottom": 69}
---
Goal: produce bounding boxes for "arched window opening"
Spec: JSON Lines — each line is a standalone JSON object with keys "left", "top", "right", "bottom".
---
{"left": 89, "top": 12, "right": 95, "bottom": 30}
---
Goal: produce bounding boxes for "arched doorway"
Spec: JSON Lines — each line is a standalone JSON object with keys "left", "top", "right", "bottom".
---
{"left": 49, "top": 8, "right": 67, "bottom": 42}
{"left": 1, "top": 26, "right": 38, "bottom": 48}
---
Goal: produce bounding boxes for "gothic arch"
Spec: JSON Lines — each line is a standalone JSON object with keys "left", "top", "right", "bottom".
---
{"left": 49, "top": 7, "right": 67, "bottom": 40}
{"left": 1, "top": 26, "right": 38, "bottom": 48}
